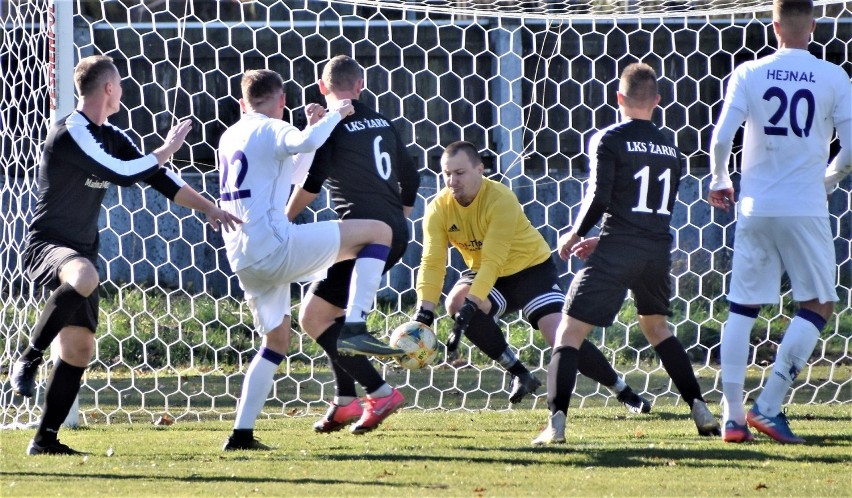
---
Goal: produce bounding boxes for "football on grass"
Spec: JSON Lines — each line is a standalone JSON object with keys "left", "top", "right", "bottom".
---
{"left": 389, "top": 321, "right": 438, "bottom": 370}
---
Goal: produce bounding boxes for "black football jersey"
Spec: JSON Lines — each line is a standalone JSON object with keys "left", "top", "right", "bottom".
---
{"left": 27, "top": 110, "right": 183, "bottom": 256}
{"left": 302, "top": 100, "right": 419, "bottom": 225}
{"left": 573, "top": 119, "right": 683, "bottom": 247}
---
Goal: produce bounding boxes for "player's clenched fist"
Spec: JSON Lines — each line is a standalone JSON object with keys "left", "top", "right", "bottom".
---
{"left": 304, "top": 103, "right": 326, "bottom": 126}
{"left": 332, "top": 99, "right": 354, "bottom": 117}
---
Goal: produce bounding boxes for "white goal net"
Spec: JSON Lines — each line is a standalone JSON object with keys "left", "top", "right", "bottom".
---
{"left": 2, "top": 0, "right": 850, "bottom": 426}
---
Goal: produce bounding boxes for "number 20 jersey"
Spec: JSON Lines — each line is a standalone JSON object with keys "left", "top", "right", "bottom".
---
{"left": 721, "top": 48, "right": 851, "bottom": 217}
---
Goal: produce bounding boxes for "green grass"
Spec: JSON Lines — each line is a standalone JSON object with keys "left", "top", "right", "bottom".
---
{"left": 1, "top": 405, "right": 850, "bottom": 497}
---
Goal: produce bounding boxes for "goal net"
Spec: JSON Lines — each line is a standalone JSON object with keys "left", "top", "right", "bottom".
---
{"left": 2, "top": 0, "right": 849, "bottom": 426}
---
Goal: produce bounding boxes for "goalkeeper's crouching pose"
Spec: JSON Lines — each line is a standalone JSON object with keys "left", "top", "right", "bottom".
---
{"left": 415, "top": 141, "right": 651, "bottom": 411}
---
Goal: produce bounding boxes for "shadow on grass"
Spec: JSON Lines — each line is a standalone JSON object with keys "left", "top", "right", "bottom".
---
{"left": 0, "top": 471, "right": 408, "bottom": 488}
{"left": 315, "top": 443, "right": 851, "bottom": 468}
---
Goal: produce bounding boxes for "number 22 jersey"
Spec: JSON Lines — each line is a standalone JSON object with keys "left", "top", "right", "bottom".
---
{"left": 217, "top": 111, "right": 342, "bottom": 272}
{"left": 713, "top": 48, "right": 851, "bottom": 217}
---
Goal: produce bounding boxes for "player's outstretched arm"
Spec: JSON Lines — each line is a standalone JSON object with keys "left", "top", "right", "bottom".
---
{"left": 173, "top": 186, "right": 242, "bottom": 232}
{"left": 152, "top": 119, "right": 192, "bottom": 166}
{"left": 282, "top": 100, "right": 354, "bottom": 154}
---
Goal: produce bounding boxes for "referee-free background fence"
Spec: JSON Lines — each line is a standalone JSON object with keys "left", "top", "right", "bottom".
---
{"left": 1, "top": 0, "right": 849, "bottom": 426}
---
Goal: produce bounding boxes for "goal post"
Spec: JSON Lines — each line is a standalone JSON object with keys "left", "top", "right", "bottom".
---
{"left": 1, "top": 0, "right": 849, "bottom": 427}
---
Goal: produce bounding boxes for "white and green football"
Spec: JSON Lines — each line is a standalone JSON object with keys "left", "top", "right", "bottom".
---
{"left": 389, "top": 321, "right": 438, "bottom": 370}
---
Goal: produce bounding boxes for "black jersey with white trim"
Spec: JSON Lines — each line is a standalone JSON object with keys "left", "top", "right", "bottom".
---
{"left": 573, "top": 119, "right": 683, "bottom": 247}
{"left": 301, "top": 100, "right": 419, "bottom": 225}
{"left": 27, "top": 110, "right": 184, "bottom": 256}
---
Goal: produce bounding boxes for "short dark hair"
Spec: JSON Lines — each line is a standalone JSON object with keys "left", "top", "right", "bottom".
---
{"left": 74, "top": 55, "right": 117, "bottom": 97}
{"left": 241, "top": 69, "right": 285, "bottom": 107}
{"left": 773, "top": 0, "right": 814, "bottom": 33}
{"left": 442, "top": 141, "right": 482, "bottom": 166}
{"left": 322, "top": 55, "right": 363, "bottom": 93}
{"left": 619, "top": 63, "right": 658, "bottom": 105}
{"left": 774, "top": 0, "right": 813, "bottom": 21}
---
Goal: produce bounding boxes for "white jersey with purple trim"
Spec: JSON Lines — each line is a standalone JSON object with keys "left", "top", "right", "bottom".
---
{"left": 711, "top": 48, "right": 851, "bottom": 217}
{"left": 218, "top": 111, "right": 342, "bottom": 272}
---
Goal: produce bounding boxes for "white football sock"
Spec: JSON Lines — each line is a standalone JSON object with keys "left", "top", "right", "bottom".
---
{"left": 607, "top": 378, "right": 628, "bottom": 396}
{"left": 720, "top": 312, "right": 755, "bottom": 424}
{"left": 344, "top": 245, "right": 389, "bottom": 323}
{"left": 333, "top": 395, "right": 357, "bottom": 406}
{"left": 366, "top": 383, "right": 392, "bottom": 399}
{"left": 234, "top": 350, "right": 282, "bottom": 430}
{"left": 756, "top": 317, "right": 819, "bottom": 417}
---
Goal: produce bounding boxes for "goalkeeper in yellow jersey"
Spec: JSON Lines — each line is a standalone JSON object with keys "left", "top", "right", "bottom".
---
{"left": 414, "top": 141, "right": 650, "bottom": 408}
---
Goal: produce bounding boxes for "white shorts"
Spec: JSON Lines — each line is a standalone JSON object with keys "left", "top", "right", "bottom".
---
{"left": 728, "top": 215, "right": 838, "bottom": 305}
{"left": 237, "top": 221, "right": 341, "bottom": 334}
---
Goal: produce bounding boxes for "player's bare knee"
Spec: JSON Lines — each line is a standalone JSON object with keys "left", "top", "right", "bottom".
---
{"left": 299, "top": 313, "right": 329, "bottom": 339}
{"left": 60, "top": 259, "right": 99, "bottom": 297}
{"left": 369, "top": 219, "right": 392, "bottom": 245}
{"left": 338, "top": 219, "right": 391, "bottom": 258}
{"left": 445, "top": 287, "right": 469, "bottom": 316}
{"left": 262, "top": 321, "right": 292, "bottom": 354}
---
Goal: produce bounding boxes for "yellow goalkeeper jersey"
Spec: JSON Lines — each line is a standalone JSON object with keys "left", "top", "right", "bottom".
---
{"left": 416, "top": 177, "right": 551, "bottom": 303}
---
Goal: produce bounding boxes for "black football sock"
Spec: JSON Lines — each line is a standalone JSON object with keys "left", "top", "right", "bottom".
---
{"left": 331, "top": 362, "right": 359, "bottom": 399}
{"left": 24, "top": 283, "right": 87, "bottom": 360}
{"left": 577, "top": 339, "right": 619, "bottom": 387}
{"left": 546, "top": 345, "right": 578, "bottom": 415}
{"left": 654, "top": 336, "right": 704, "bottom": 408}
{"left": 316, "top": 322, "right": 384, "bottom": 393}
{"left": 231, "top": 428, "right": 254, "bottom": 440}
{"left": 34, "top": 359, "right": 85, "bottom": 446}
{"left": 463, "top": 310, "right": 511, "bottom": 361}
{"left": 320, "top": 322, "right": 359, "bottom": 398}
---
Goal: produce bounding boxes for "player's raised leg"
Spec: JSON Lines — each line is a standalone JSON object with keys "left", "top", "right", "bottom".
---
{"left": 21, "top": 256, "right": 99, "bottom": 455}
{"left": 11, "top": 258, "right": 95, "bottom": 398}
{"left": 334, "top": 219, "right": 404, "bottom": 357}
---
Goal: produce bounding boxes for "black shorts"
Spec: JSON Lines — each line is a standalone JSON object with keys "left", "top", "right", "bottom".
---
{"left": 23, "top": 239, "right": 100, "bottom": 332}
{"left": 308, "top": 219, "right": 409, "bottom": 309}
{"left": 458, "top": 258, "right": 564, "bottom": 329}
{"left": 563, "top": 238, "right": 672, "bottom": 327}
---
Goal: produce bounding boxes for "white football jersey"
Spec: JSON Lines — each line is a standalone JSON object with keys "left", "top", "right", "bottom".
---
{"left": 719, "top": 48, "right": 851, "bottom": 217}
{"left": 218, "top": 111, "right": 341, "bottom": 271}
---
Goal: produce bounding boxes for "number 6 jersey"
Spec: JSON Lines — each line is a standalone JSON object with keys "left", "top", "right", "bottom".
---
{"left": 710, "top": 48, "right": 852, "bottom": 217}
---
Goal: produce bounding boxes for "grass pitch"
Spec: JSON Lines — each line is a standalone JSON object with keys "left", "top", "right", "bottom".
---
{"left": 1, "top": 404, "right": 849, "bottom": 497}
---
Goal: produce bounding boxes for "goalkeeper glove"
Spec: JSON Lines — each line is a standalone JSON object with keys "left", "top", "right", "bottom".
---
{"left": 447, "top": 298, "right": 477, "bottom": 353}
{"left": 414, "top": 307, "right": 435, "bottom": 327}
